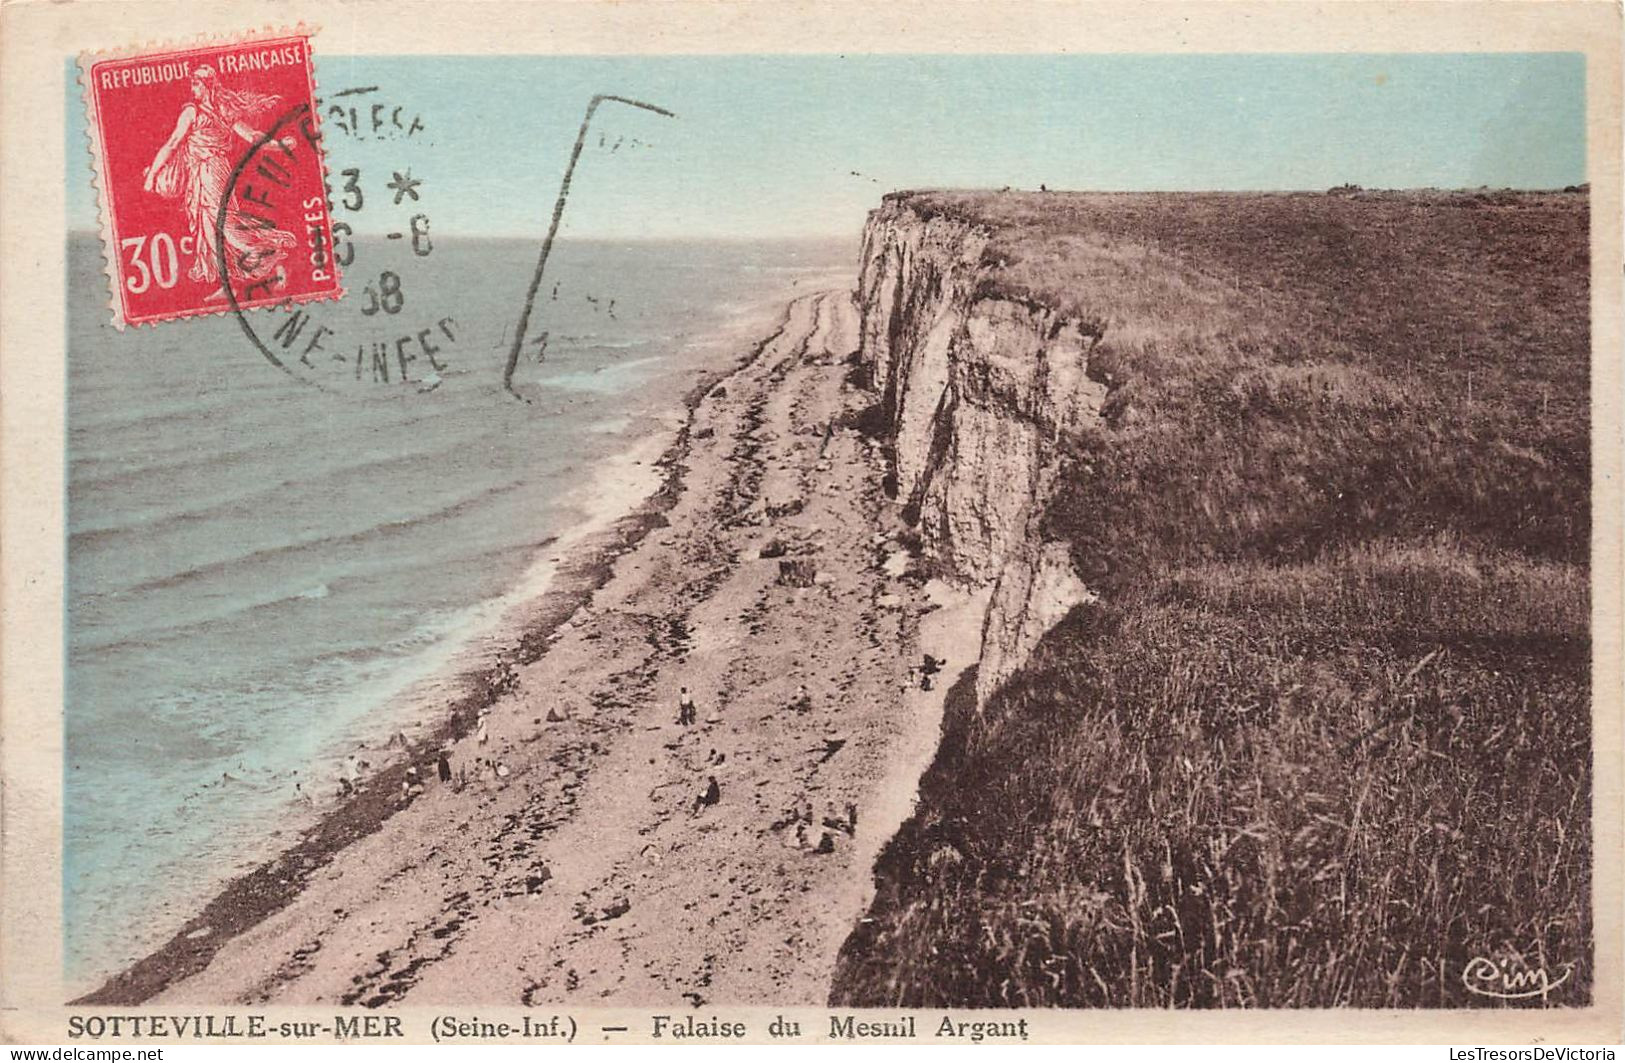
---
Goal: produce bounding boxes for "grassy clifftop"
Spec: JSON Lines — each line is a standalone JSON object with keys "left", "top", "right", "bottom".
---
{"left": 834, "top": 189, "right": 1591, "bottom": 1007}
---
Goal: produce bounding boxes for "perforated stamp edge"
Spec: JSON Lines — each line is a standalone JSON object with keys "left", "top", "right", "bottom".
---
{"left": 75, "top": 24, "right": 345, "bottom": 331}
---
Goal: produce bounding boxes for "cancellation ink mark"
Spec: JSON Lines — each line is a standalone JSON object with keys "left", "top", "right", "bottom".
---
{"left": 220, "top": 100, "right": 335, "bottom": 388}
{"left": 502, "top": 93, "right": 676, "bottom": 401}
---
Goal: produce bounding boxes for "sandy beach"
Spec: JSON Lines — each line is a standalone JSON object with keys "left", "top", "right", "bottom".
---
{"left": 80, "top": 287, "right": 981, "bottom": 1007}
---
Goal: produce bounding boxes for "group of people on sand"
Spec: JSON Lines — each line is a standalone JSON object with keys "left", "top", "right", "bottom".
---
{"left": 338, "top": 753, "right": 366, "bottom": 797}
{"left": 490, "top": 654, "right": 520, "bottom": 698}
{"left": 676, "top": 683, "right": 819, "bottom": 729}
{"left": 315, "top": 740, "right": 469, "bottom": 806}
{"left": 670, "top": 681, "right": 862, "bottom": 849}
{"left": 448, "top": 705, "right": 517, "bottom": 795}
{"left": 773, "top": 798, "right": 858, "bottom": 853}
{"left": 415, "top": 740, "right": 515, "bottom": 799}
{"left": 289, "top": 647, "right": 548, "bottom": 813}
{"left": 674, "top": 688, "right": 722, "bottom": 814}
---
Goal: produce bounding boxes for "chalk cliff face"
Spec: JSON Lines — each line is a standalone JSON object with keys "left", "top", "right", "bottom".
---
{"left": 856, "top": 197, "right": 1106, "bottom": 703}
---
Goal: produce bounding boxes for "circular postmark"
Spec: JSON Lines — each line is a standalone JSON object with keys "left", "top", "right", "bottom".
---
{"left": 224, "top": 83, "right": 677, "bottom": 399}
{"left": 225, "top": 83, "right": 461, "bottom": 394}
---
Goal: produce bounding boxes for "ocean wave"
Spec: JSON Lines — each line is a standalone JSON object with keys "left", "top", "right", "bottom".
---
{"left": 70, "top": 442, "right": 264, "bottom": 496}
{"left": 68, "top": 398, "right": 224, "bottom": 441}
{"left": 89, "top": 479, "right": 527, "bottom": 604}
{"left": 542, "top": 354, "right": 669, "bottom": 394}
{"left": 71, "top": 429, "right": 529, "bottom": 550}
{"left": 69, "top": 477, "right": 300, "bottom": 549}
{"left": 67, "top": 374, "right": 317, "bottom": 447}
{"left": 70, "top": 395, "right": 434, "bottom": 488}
{"left": 579, "top": 338, "right": 650, "bottom": 351}
{"left": 71, "top": 403, "right": 482, "bottom": 496}
{"left": 72, "top": 521, "right": 563, "bottom": 658}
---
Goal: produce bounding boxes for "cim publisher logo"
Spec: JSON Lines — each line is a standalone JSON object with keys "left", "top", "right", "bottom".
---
{"left": 1460, "top": 953, "right": 1575, "bottom": 1001}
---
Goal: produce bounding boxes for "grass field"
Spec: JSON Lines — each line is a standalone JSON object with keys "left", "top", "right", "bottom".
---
{"left": 832, "top": 189, "right": 1591, "bottom": 1008}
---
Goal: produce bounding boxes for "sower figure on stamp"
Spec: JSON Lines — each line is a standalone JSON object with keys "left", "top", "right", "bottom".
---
{"left": 142, "top": 65, "right": 295, "bottom": 298}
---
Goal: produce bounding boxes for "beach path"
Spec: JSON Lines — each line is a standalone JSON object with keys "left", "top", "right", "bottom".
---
{"left": 149, "top": 288, "right": 977, "bottom": 1007}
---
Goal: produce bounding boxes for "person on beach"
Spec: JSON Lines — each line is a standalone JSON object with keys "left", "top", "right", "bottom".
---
{"left": 340, "top": 753, "right": 361, "bottom": 796}
{"left": 677, "top": 687, "right": 697, "bottom": 727}
{"left": 493, "top": 656, "right": 518, "bottom": 696}
{"left": 692, "top": 775, "right": 720, "bottom": 815}
{"left": 790, "top": 684, "right": 813, "bottom": 714}
{"left": 437, "top": 751, "right": 452, "bottom": 784}
{"left": 476, "top": 711, "right": 490, "bottom": 746}
{"left": 796, "top": 801, "right": 817, "bottom": 849}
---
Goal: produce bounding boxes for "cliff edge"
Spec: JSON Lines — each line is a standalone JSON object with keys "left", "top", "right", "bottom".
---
{"left": 856, "top": 195, "right": 1105, "bottom": 703}
{"left": 835, "top": 187, "right": 1591, "bottom": 1008}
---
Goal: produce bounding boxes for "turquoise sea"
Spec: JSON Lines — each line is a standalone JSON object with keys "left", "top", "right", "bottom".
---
{"left": 65, "top": 232, "right": 850, "bottom": 983}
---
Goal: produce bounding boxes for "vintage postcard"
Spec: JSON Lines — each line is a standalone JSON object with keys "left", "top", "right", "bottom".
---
{"left": 1, "top": 0, "right": 1620, "bottom": 1048}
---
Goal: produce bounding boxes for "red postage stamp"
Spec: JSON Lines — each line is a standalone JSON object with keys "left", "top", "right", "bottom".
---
{"left": 78, "top": 31, "right": 342, "bottom": 329}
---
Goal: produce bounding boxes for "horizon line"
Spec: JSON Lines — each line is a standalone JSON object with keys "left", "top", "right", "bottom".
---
{"left": 64, "top": 183, "right": 1590, "bottom": 243}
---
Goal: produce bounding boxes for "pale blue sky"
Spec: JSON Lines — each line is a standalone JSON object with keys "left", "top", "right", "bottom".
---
{"left": 67, "top": 53, "right": 1585, "bottom": 238}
